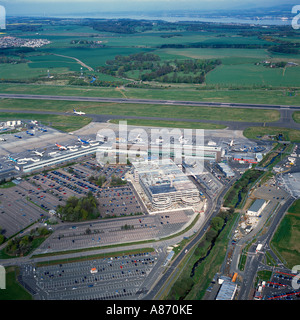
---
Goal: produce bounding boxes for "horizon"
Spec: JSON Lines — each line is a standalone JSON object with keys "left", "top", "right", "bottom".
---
{"left": 0, "top": 0, "right": 297, "bottom": 17}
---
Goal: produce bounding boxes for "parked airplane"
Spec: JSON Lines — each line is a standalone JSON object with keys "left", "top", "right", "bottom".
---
{"left": 33, "top": 150, "right": 45, "bottom": 157}
{"left": 78, "top": 137, "right": 90, "bottom": 144}
{"left": 26, "top": 130, "right": 34, "bottom": 136}
{"left": 14, "top": 135, "right": 22, "bottom": 139}
{"left": 179, "top": 136, "right": 189, "bottom": 144}
{"left": 0, "top": 137, "right": 6, "bottom": 141}
{"left": 224, "top": 139, "right": 236, "bottom": 147}
{"left": 8, "top": 156, "right": 18, "bottom": 163}
{"left": 55, "top": 142, "right": 68, "bottom": 150}
{"left": 130, "top": 134, "right": 143, "bottom": 144}
{"left": 73, "top": 109, "right": 86, "bottom": 115}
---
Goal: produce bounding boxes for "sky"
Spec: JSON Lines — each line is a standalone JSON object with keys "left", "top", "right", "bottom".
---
{"left": 0, "top": 0, "right": 297, "bottom": 17}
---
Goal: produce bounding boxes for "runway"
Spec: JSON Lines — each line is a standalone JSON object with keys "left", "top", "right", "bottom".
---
{"left": 1, "top": 93, "right": 300, "bottom": 110}
{"left": 0, "top": 93, "right": 300, "bottom": 131}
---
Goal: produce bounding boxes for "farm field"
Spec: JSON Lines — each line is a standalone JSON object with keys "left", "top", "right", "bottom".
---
{"left": 1, "top": 19, "right": 299, "bottom": 93}
{"left": 206, "top": 63, "right": 300, "bottom": 87}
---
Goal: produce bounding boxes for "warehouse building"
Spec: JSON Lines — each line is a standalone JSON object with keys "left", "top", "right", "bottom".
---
{"left": 233, "top": 154, "right": 257, "bottom": 164}
{"left": 247, "top": 199, "right": 268, "bottom": 217}
{"left": 217, "top": 162, "right": 235, "bottom": 178}
{"left": 216, "top": 276, "right": 237, "bottom": 300}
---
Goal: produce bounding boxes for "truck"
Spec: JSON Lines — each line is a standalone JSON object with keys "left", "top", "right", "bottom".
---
{"left": 256, "top": 244, "right": 263, "bottom": 253}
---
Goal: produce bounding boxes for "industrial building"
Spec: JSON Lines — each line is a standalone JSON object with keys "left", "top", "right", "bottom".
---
{"left": 233, "top": 154, "right": 257, "bottom": 164}
{"left": 217, "top": 162, "right": 235, "bottom": 178}
{"left": 133, "top": 159, "right": 201, "bottom": 210}
{"left": 247, "top": 199, "right": 268, "bottom": 217}
{"left": 215, "top": 276, "right": 238, "bottom": 300}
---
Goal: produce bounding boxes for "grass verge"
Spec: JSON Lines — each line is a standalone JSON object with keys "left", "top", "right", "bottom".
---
{"left": 270, "top": 199, "right": 300, "bottom": 269}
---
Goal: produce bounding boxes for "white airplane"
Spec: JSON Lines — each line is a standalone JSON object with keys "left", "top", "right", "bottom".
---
{"left": 131, "top": 134, "right": 143, "bottom": 144}
{"left": 179, "top": 136, "right": 189, "bottom": 144}
{"left": 0, "top": 137, "right": 6, "bottom": 141}
{"left": 33, "top": 150, "right": 45, "bottom": 157}
{"left": 73, "top": 109, "right": 86, "bottom": 115}
{"left": 55, "top": 142, "right": 68, "bottom": 150}
{"left": 224, "top": 139, "right": 236, "bottom": 147}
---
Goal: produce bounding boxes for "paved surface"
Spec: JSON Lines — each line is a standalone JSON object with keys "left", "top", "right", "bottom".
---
{"left": 0, "top": 93, "right": 300, "bottom": 131}
{"left": 1, "top": 93, "right": 300, "bottom": 110}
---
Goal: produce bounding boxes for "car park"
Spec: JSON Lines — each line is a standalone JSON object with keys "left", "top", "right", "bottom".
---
{"left": 20, "top": 250, "right": 161, "bottom": 300}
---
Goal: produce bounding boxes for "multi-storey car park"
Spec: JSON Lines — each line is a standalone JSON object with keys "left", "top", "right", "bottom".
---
{"left": 133, "top": 159, "right": 201, "bottom": 210}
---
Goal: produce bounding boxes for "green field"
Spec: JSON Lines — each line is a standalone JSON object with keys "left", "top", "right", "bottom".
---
{"left": 1, "top": 19, "right": 300, "bottom": 94}
{"left": 243, "top": 126, "right": 300, "bottom": 142}
{"left": 0, "top": 63, "right": 70, "bottom": 80}
{"left": 0, "top": 267, "right": 32, "bottom": 300}
{"left": 0, "top": 83, "right": 299, "bottom": 106}
{"left": 271, "top": 199, "right": 300, "bottom": 269}
{"left": 293, "top": 111, "right": 300, "bottom": 123}
{"left": 206, "top": 63, "right": 300, "bottom": 87}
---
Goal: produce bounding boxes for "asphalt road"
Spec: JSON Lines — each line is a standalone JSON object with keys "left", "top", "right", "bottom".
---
{"left": 144, "top": 176, "right": 238, "bottom": 300}
{"left": 237, "top": 195, "right": 296, "bottom": 300}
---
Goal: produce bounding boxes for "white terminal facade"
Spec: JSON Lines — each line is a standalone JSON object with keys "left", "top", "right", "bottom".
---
{"left": 133, "top": 159, "right": 201, "bottom": 210}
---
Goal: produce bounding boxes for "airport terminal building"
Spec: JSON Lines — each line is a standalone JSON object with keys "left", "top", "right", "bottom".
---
{"left": 133, "top": 159, "right": 201, "bottom": 210}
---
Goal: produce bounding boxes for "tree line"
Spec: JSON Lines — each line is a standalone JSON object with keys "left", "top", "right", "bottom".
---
{"left": 97, "top": 52, "right": 221, "bottom": 84}
{"left": 4, "top": 227, "right": 51, "bottom": 257}
{"left": 57, "top": 192, "right": 100, "bottom": 222}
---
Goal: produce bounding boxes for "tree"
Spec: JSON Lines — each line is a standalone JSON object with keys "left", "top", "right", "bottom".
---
{"left": 0, "top": 234, "right": 5, "bottom": 245}
{"left": 205, "top": 228, "right": 217, "bottom": 242}
{"left": 211, "top": 217, "right": 224, "bottom": 232}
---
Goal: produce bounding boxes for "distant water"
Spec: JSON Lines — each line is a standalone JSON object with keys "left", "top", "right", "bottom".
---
{"left": 51, "top": 12, "right": 292, "bottom": 26}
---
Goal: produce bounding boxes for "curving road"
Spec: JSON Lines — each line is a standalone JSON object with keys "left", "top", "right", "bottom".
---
{"left": 145, "top": 177, "right": 238, "bottom": 300}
